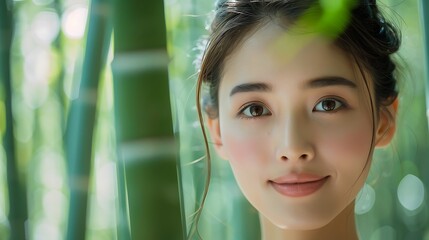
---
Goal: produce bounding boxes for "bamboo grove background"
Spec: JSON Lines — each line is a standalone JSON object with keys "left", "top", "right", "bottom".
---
{"left": 0, "top": 0, "right": 428, "bottom": 239}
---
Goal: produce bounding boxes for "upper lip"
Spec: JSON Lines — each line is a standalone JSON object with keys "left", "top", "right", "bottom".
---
{"left": 270, "top": 173, "right": 329, "bottom": 184}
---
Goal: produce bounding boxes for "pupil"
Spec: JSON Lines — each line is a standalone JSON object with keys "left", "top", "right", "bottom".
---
{"left": 250, "top": 106, "right": 263, "bottom": 116}
{"left": 322, "top": 100, "right": 336, "bottom": 111}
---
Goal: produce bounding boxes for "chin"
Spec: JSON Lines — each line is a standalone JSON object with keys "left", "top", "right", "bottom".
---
{"left": 266, "top": 213, "right": 337, "bottom": 231}
{"left": 276, "top": 220, "right": 330, "bottom": 231}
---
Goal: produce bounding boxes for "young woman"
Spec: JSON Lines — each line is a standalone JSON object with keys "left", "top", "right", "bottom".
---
{"left": 195, "top": 0, "right": 401, "bottom": 239}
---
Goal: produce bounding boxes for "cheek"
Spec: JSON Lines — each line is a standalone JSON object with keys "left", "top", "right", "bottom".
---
{"left": 222, "top": 132, "right": 267, "bottom": 165}
{"left": 220, "top": 122, "right": 273, "bottom": 180}
{"left": 320, "top": 115, "right": 373, "bottom": 177}
{"left": 326, "top": 127, "right": 372, "bottom": 157}
{"left": 220, "top": 128, "right": 270, "bottom": 210}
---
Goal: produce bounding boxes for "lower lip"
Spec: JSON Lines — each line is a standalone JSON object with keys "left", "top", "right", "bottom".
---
{"left": 270, "top": 177, "right": 329, "bottom": 197}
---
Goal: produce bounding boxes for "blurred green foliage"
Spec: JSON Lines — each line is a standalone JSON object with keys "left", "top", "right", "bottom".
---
{"left": 299, "top": 0, "right": 357, "bottom": 38}
{"left": 0, "top": 0, "right": 117, "bottom": 239}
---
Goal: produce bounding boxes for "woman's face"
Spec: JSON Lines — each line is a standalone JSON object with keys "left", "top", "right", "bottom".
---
{"left": 207, "top": 23, "right": 391, "bottom": 230}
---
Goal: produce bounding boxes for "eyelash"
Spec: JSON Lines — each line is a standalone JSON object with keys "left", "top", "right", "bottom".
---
{"left": 237, "top": 97, "right": 348, "bottom": 119}
{"left": 313, "top": 97, "right": 348, "bottom": 113}
{"left": 238, "top": 102, "right": 271, "bottom": 119}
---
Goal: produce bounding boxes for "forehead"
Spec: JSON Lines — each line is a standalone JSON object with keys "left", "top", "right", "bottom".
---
{"left": 221, "top": 22, "right": 362, "bottom": 89}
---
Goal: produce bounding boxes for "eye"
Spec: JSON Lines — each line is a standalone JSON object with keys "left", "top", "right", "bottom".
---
{"left": 313, "top": 98, "right": 345, "bottom": 112}
{"left": 239, "top": 103, "right": 271, "bottom": 118}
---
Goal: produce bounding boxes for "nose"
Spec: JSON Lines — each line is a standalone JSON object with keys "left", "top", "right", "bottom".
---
{"left": 276, "top": 116, "right": 315, "bottom": 162}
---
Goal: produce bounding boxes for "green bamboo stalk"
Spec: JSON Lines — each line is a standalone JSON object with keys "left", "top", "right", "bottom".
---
{"left": 0, "top": 0, "right": 28, "bottom": 239}
{"left": 420, "top": 0, "right": 429, "bottom": 131}
{"left": 64, "top": 0, "right": 111, "bottom": 239}
{"left": 111, "top": 0, "right": 183, "bottom": 239}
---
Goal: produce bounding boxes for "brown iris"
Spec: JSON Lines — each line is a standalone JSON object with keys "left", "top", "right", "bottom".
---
{"left": 250, "top": 105, "right": 265, "bottom": 116}
{"left": 322, "top": 99, "right": 337, "bottom": 111}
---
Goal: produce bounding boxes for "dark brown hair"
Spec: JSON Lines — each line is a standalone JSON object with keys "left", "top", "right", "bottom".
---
{"left": 192, "top": 0, "right": 401, "bottom": 238}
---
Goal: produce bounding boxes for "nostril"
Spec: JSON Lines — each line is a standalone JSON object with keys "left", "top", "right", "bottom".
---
{"left": 280, "top": 154, "right": 310, "bottom": 161}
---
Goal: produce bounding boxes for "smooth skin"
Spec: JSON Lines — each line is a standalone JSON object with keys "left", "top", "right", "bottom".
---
{"left": 207, "top": 23, "right": 396, "bottom": 240}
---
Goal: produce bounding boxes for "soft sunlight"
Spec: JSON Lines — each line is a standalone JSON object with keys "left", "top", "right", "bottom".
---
{"left": 61, "top": 5, "right": 88, "bottom": 39}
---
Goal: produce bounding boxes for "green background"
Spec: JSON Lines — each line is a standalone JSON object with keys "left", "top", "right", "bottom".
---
{"left": 0, "top": 0, "right": 427, "bottom": 239}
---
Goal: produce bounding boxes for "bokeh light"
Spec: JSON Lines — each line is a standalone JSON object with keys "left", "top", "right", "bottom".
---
{"left": 355, "top": 183, "right": 376, "bottom": 215}
{"left": 42, "top": 190, "right": 67, "bottom": 223}
{"left": 38, "top": 151, "right": 65, "bottom": 190}
{"left": 31, "top": 11, "right": 60, "bottom": 45}
{"left": 95, "top": 161, "right": 117, "bottom": 202}
{"left": 33, "top": 220, "right": 62, "bottom": 240}
{"left": 22, "top": 80, "right": 49, "bottom": 109}
{"left": 61, "top": 5, "right": 88, "bottom": 39}
{"left": 397, "top": 174, "right": 425, "bottom": 212}
{"left": 22, "top": 48, "right": 52, "bottom": 108}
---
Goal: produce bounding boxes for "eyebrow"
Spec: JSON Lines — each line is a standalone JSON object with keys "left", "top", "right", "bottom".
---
{"left": 229, "top": 76, "right": 357, "bottom": 97}
{"left": 230, "top": 82, "right": 272, "bottom": 96}
{"left": 305, "top": 76, "right": 357, "bottom": 89}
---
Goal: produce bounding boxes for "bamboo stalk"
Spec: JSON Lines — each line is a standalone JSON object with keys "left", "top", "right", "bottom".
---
{"left": 64, "top": 0, "right": 111, "bottom": 238}
{"left": 0, "top": 0, "right": 28, "bottom": 239}
{"left": 111, "top": 0, "right": 183, "bottom": 238}
{"left": 420, "top": 0, "right": 429, "bottom": 131}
